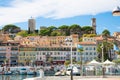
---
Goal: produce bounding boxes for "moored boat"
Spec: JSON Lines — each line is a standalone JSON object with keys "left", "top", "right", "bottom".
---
{"left": 27, "top": 68, "right": 36, "bottom": 75}
{"left": 19, "top": 68, "right": 27, "bottom": 75}
{"left": 4, "top": 71, "right": 12, "bottom": 75}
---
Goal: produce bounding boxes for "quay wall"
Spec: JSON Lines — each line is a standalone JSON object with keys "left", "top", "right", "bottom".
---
{"left": 24, "top": 76, "right": 120, "bottom": 80}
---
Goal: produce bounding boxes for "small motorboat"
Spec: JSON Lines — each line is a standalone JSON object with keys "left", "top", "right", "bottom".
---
{"left": 27, "top": 68, "right": 36, "bottom": 75}
{"left": 4, "top": 71, "right": 12, "bottom": 75}
{"left": 19, "top": 68, "right": 27, "bottom": 75}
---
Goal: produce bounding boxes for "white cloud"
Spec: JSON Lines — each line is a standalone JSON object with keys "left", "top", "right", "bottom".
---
{"left": 0, "top": 0, "right": 120, "bottom": 26}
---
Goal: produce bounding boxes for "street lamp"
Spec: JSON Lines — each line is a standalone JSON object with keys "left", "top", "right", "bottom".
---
{"left": 112, "top": 6, "right": 120, "bottom": 16}
{"left": 101, "top": 43, "right": 104, "bottom": 64}
{"left": 65, "top": 37, "right": 73, "bottom": 80}
{"left": 77, "top": 44, "right": 83, "bottom": 76}
{"left": 101, "top": 35, "right": 106, "bottom": 78}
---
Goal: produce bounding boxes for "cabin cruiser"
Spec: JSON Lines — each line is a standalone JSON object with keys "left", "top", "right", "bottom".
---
{"left": 19, "top": 68, "right": 27, "bottom": 75}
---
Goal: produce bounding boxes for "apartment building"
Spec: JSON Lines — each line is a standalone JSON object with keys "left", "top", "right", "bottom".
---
{"left": 77, "top": 37, "right": 98, "bottom": 63}
{"left": 17, "top": 34, "right": 117, "bottom": 66}
{"left": 18, "top": 34, "right": 79, "bottom": 65}
{"left": 18, "top": 46, "right": 36, "bottom": 66}
{"left": 0, "top": 41, "right": 19, "bottom": 66}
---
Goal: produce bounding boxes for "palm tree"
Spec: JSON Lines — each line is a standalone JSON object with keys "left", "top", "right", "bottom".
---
{"left": 97, "top": 29, "right": 113, "bottom": 62}
{"left": 77, "top": 45, "right": 84, "bottom": 76}
{"left": 97, "top": 41, "right": 113, "bottom": 61}
{"left": 102, "top": 29, "right": 110, "bottom": 37}
{"left": 102, "top": 30, "right": 114, "bottom": 61}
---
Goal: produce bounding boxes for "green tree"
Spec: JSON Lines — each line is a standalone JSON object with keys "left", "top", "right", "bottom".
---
{"left": 48, "top": 26, "right": 57, "bottom": 32}
{"left": 97, "top": 41, "right": 113, "bottom": 62}
{"left": 64, "top": 59, "right": 77, "bottom": 66}
{"left": 83, "top": 34, "right": 96, "bottom": 37}
{"left": 102, "top": 29, "right": 112, "bottom": 61}
{"left": 69, "top": 24, "right": 81, "bottom": 34}
{"left": 17, "top": 30, "right": 28, "bottom": 37}
{"left": 50, "top": 30, "right": 62, "bottom": 36}
{"left": 116, "top": 50, "right": 120, "bottom": 55}
{"left": 58, "top": 25, "right": 69, "bottom": 36}
{"left": 39, "top": 29, "right": 50, "bottom": 36}
{"left": 64, "top": 60, "right": 70, "bottom": 66}
{"left": 2, "top": 24, "right": 21, "bottom": 33}
{"left": 113, "top": 59, "right": 120, "bottom": 64}
{"left": 102, "top": 29, "right": 110, "bottom": 37}
{"left": 81, "top": 26, "right": 93, "bottom": 34}
{"left": 48, "top": 57, "right": 53, "bottom": 64}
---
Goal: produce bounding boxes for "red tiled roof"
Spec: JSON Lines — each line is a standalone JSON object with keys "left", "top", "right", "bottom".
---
{"left": 95, "top": 36, "right": 114, "bottom": 41}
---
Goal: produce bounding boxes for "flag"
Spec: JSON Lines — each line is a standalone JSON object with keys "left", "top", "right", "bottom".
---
{"left": 113, "top": 44, "right": 119, "bottom": 51}
{"left": 77, "top": 44, "right": 83, "bottom": 49}
{"left": 77, "top": 44, "right": 83, "bottom": 52}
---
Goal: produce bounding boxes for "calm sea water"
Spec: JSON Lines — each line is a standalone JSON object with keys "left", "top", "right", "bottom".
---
{"left": 0, "top": 75, "right": 39, "bottom": 80}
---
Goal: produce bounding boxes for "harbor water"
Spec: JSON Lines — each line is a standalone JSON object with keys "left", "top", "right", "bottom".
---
{"left": 0, "top": 75, "right": 39, "bottom": 80}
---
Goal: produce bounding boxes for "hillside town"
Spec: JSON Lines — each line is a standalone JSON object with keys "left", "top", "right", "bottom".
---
{"left": 0, "top": 17, "right": 120, "bottom": 67}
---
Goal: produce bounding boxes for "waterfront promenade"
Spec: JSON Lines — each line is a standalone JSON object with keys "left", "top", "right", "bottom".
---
{"left": 24, "top": 76, "right": 120, "bottom": 80}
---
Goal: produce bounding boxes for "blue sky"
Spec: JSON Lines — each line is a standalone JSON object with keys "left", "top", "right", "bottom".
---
{"left": 0, "top": 0, "right": 120, "bottom": 35}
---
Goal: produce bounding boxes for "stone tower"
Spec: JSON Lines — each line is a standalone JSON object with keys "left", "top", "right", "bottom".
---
{"left": 91, "top": 18, "right": 96, "bottom": 34}
{"left": 28, "top": 17, "right": 36, "bottom": 33}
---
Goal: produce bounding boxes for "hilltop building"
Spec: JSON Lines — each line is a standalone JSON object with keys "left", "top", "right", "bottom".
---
{"left": 28, "top": 17, "right": 36, "bottom": 33}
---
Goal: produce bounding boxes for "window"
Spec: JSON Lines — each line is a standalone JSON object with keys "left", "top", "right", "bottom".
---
{"left": 58, "top": 52, "right": 60, "bottom": 55}
{"left": 86, "top": 52, "right": 88, "bottom": 55}
{"left": 86, "top": 57, "right": 88, "bottom": 60}
{"left": 37, "top": 53, "right": 39, "bottom": 55}
{"left": 89, "top": 47, "right": 92, "bottom": 50}
{"left": 43, "top": 53, "right": 45, "bottom": 55}
{"left": 54, "top": 52, "right": 56, "bottom": 55}
{"left": 50, "top": 52, "right": 52, "bottom": 55}
{"left": 86, "top": 47, "right": 88, "bottom": 50}
{"left": 94, "top": 47, "right": 96, "bottom": 50}
{"left": 94, "top": 52, "right": 96, "bottom": 55}
{"left": 74, "top": 52, "right": 76, "bottom": 55}
{"left": 90, "top": 52, "right": 92, "bottom": 55}
{"left": 90, "top": 57, "right": 93, "bottom": 60}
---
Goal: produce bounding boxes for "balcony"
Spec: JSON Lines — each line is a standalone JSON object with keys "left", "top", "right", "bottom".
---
{"left": 11, "top": 47, "right": 19, "bottom": 51}
{"left": 0, "top": 56, "right": 6, "bottom": 60}
{"left": 10, "top": 56, "right": 18, "bottom": 60}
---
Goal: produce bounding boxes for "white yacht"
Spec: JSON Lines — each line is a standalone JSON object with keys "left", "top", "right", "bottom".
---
{"left": 66, "top": 65, "right": 80, "bottom": 76}
{"left": 19, "top": 68, "right": 27, "bottom": 75}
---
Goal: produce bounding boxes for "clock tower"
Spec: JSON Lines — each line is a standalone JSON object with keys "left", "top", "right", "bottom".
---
{"left": 91, "top": 18, "right": 96, "bottom": 34}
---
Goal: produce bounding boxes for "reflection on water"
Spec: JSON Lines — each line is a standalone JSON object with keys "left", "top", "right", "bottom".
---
{"left": 0, "top": 75, "right": 39, "bottom": 80}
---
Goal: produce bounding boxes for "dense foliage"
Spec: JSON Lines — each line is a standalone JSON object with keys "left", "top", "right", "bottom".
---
{"left": 39, "top": 24, "right": 94, "bottom": 36}
{"left": 2, "top": 24, "right": 21, "bottom": 33}
{"left": 17, "top": 30, "right": 38, "bottom": 37}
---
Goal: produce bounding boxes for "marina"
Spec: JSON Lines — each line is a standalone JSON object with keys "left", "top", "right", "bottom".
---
{"left": 0, "top": 75, "right": 39, "bottom": 80}
{"left": 0, "top": 66, "right": 40, "bottom": 75}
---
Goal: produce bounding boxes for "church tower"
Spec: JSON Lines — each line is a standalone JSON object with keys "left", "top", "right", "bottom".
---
{"left": 91, "top": 18, "right": 96, "bottom": 34}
